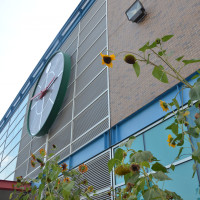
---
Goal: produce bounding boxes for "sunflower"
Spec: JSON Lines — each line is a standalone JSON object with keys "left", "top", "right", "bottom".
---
{"left": 63, "top": 177, "right": 70, "bottom": 183}
{"left": 183, "top": 111, "right": 190, "bottom": 116}
{"left": 167, "top": 134, "right": 176, "bottom": 148}
{"left": 31, "top": 160, "right": 36, "bottom": 168}
{"left": 39, "top": 148, "right": 46, "bottom": 156}
{"left": 79, "top": 163, "right": 88, "bottom": 173}
{"left": 159, "top": 100, "right": 169, "bottom": 112}
{"left": 31, "top": 153, "right": 36, "bottom": 161}
{"left": 100, "top": 53, "right": 115, "bottom": 68}
{"left": 61, "top": 163, "right": 68, "bottom": 172}
{"left": 87, "top": 186, "right": 94, "bottom": 193}
{"left": 129, "top": 164, "right": 140, "bottom": 173}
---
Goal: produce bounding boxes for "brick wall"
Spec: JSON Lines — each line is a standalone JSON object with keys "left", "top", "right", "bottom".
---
{"left": 108, "top": 0, "right": 200, "bottom": 126}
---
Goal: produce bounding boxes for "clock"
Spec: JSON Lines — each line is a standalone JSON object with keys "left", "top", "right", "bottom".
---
{"left": 27, "top": 51, "right": 71, "bottom": 137}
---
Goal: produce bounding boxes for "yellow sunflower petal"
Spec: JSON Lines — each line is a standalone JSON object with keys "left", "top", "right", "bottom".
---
{"left": 106, "top": 62, "right": 113, "bottom": 68}
{"left": 102, "top": 59, "right": 105, "bottom": 65}
{"left": 100, "top": 52, "right": 105, "bottom": 58}
{"left": 183, "top": 111, "right": 190, "bottom": 116}
{"left": 110, "top": 54, "right": 116, "bottom": 60}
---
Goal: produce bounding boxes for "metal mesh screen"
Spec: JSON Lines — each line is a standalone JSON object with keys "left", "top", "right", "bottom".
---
{"left": 76, "top": 48, "right": 106, "bottom": 95}
{"left": 74, "top": 69, "right": 108, "bottom": 116}
{"left": 48, "top": 123, "right": 71, "bottom": 155}
{"left": 16, "top": 144, "right": 30, "bottom": 167}
{"left": 80, "top": 0, "right": 106, "bottom": 31}
{"left": 78, "top": 16, "right": 106, "bottom": 59}
{"left": 27, "top": 166, "right": 43, "bottom": 179}
{"left": 61, "top": 83, "right": 74, "bottom": 109}
{"left": 30, "top": 136, "right": 47, "bottom": 153}
{"left": 14, "top": 160, "right": 28, "bottom": 180}
{"left": 72, "top": 118, "right": 109, "bottom": 152}
{"left": 60, "top": 26, "right": 79, "bottom": 52}
{"left": 73, "top": 92, "right": 108, "bottom": 141}
{"left": 76, "top": 151, "right": 111, "bottom": 192}
{"left": 18, "top": 134, "right": 32, "bottom": 152}
{"left": 49, "top": 103, "right": 72, "bottom": 139}
{"left": 79, "top": 2, "right": 106, "bottom": 44}
{"left": 77, "top": 31, "right": 107, "bottom": 77}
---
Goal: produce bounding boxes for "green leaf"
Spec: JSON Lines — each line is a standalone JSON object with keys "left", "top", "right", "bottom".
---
{"left": 158, "top": 50, "right": 166, "bottom": 56}
{"left": 187, "top": 127, "right": 200, "bottom": 138}
{"left": 192, "top": 162, "right": 197, "bottom": 178}
{"left": 176, "top": 147, "right": 184, "bottom": 160}
{"left": 114, "top": 148, "right": 124, "bottom": 161}
{"left": 172, "top": 98, "right": 179, "bottom": 109}
{"left": 152, "top": 171, "right": 172, "bottom": 181}
{"left": 176, "top": 56, "right": 184, "bottom": 61}
{"left": 170, "top": 164, "right": 175, "bottom": 171}
{"left": 151, "top": 162, "right": 167, "bottom": 173}
{"left": 166, "top": 123, "right": 178, "bottom": 135}
{"left": 149, "top": 41, "right": 157, "bottom": 49}
{"left": 189, "top": 83, "right": 200, "bottom": 101}
{"left": 139, "top": 42, "right": 149, "bottom": 52}
{"left": 152, "top": 65, "right": 168, "bottom": 83}
{"left": 125, "top": 136, "right": 136, "bottom": 149}
{"left": 127, "top": 172, "right": 140, "bottom": 184}
{"left": 147, "top": 54, "right": 150, "bottom": 64}
{"left": 161, "top": 35, "right": 174, "bottom": 42}
{"left": 140, "top": 161, "right": 150, "bottom": 168}
{"left": 143, "top": 188, "right": 163, "bottom": 200}
{"left": 133, "top": 62, "right": 140, "bottom": 77}
{"left": 191, "top": 74, "right": 200, "bottom": 80}
{"left": 124, "top": 173, "right": 133, "bottom": 184}
{"left": 107, "top": 159, "right": 120, "bottom": 172}
{"left": 9, "top": 193, "right": 13, "bottom": 200}
{"left": 130, "top": 151, "right": 153, "bottom": 163}
{"left": 182, "top": 59, "right": 200, "bottom": 65}
{"left": 188, "top": 99, "right": 192, "bottom": 107}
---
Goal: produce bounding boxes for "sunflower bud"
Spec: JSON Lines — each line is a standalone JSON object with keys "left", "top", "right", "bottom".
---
{"left": 184, "top": 121, "right": 189, "bottom": 126}
{"left": 124, "top": 54, "right": 136, "bottom": 64}
{"left": 155, "top": 38, "right": 161, "bottom": 44}
{"left": 115, "top": 165, "right": 130, "bottom": 176}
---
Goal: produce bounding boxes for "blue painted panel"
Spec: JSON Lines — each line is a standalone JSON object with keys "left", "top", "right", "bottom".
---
{"left": 111, "top": 87, "right": 181, "bottom": 146}
{"left": 70, "top": 134, "right": 106, "bottom": 169}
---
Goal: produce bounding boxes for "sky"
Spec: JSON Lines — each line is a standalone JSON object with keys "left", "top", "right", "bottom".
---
{"left": 0, "top": 0, "right": 80, "bottom": 120}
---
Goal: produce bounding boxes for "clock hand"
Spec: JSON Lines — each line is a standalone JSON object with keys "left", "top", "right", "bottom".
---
{"left": 31, "top": 76, "right": 58, "bottom": 100}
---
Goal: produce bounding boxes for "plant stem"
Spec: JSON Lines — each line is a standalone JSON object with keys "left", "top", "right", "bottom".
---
{"left": 150, "top": 49, "right": 193, "bottom": 89}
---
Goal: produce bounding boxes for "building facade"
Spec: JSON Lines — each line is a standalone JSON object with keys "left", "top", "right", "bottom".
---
{"left": 0, "top": 0, "right": 200, "bottom": 199}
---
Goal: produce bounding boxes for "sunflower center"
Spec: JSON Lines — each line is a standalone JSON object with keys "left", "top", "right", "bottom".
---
{"left": 103, "top": 56, "right": 111, "bottom": 64}
{"left": 163, "top": 102, "right": 168, "bottom": 108}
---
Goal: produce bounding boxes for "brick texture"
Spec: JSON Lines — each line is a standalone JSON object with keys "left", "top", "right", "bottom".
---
{"left": 108, "top": 0, "right": 200, "bottom": 126}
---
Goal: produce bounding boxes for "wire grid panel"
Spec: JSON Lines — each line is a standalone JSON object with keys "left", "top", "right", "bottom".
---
{"left": 77, "top": 30, "right": 107, "bottom": 77}
{"left": 14, "top": 160, "right": 28, "bottom": 180}
{"left": 60, "top": 83, "right": 74, "bottom": 110}
{"left": 49, "top": 103, "right": 72, "bottom": 139}
{"left": 75, "top": 150, "right": 111, "bottom": 192}
{"left": 48, "top": 123, "right": 71, "bottom": 155}
{"left": 71, "top": 118, "right": 109, "bottom": 153}
{"left": 16, "top": 143, "right": 30, "bottom": 168}
{"left": 27, "top": 145, "right": 45, "bottom": 175}
{"left": 60, "top": 26, "right": 79, "bottom": 53}
{"left": 73, "top": 92, "right": 109, "bottom": 142}
{"left": 79, "top": 2, "right": 106, "bottom": 44}
{"left": 30, "top": 135, "right": 47, "bottom": 154}
{"left": 74, "top": 69, "right": 108, "bottom": 116}
{"left": 75, "top": 47, "right": 107, "bottom": 95}
{"left": 78, "top": 16, "right": 106, "bottom": 59}
{"left": 26, "top": 166, "right": 43, "bottom": 180}
{"left": 80, "top": 0, "right": 106, "bottom": 31}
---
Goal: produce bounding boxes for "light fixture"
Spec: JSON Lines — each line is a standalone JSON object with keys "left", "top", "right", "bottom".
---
{"left": 126, "top": 0, "right": 146, "bottom": 23}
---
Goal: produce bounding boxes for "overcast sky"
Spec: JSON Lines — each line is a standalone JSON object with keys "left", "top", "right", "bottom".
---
{"left": 0, "top": 0, "right": 80, "bottom": 120}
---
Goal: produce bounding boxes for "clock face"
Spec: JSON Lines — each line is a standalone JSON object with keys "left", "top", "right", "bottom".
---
{"left": 27, "top": 52, "right": 71, "bottom": 136}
